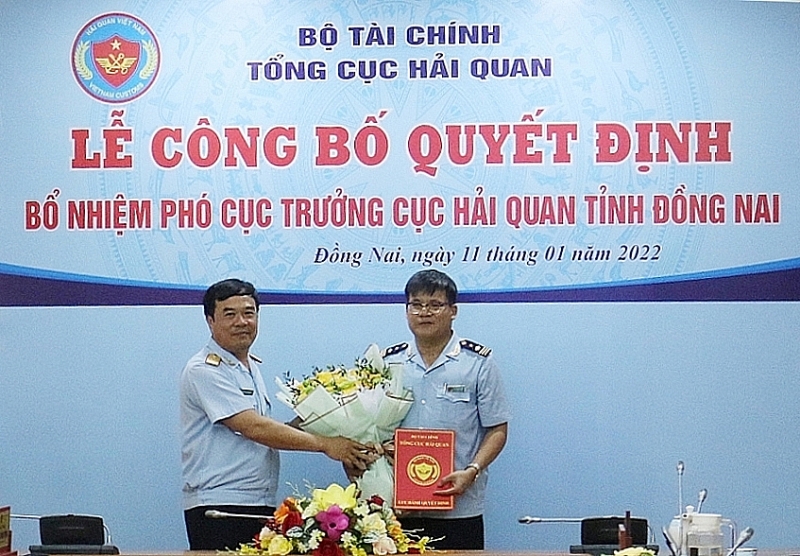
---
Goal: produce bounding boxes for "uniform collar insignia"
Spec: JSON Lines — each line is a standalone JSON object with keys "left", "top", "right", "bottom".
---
{"left": 382, "top": 342, "right": 409, "bottom": 358}
{"left": 459, "top": 338, "right": 492, "bottom": 357}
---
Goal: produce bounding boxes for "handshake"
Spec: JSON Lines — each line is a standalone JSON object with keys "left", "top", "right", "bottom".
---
{"left": 346, "top": 440, "right": 395, "bottom": 479}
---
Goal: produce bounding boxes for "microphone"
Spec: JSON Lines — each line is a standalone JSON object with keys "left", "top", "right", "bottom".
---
{"left": 677, "top": 460, "right": 685, "bottom": 514}
{"left": 725, "top": 527, "right": 754, "bottom": 556}
{"left": 697, "top": 488, "right": 708, "bottom": 513}
{"left": 518, "top": 516, "right": 582, "bottom": 524}
{"left": 204, "top": 510, "right": 271, "bottom": 520}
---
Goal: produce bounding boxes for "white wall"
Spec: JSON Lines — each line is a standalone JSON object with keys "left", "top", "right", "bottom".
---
{"left": 2, "top": 302, "right": 799, "bottom": 551}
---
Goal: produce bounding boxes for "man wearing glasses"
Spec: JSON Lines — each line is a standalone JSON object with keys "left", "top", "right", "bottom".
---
{"left": 383, "top": 269, "right": 510, "bottom": 549}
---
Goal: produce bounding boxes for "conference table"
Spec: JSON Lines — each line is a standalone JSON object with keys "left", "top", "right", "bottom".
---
{"left": 44, "top": 551, "right": 799, "bottom": 556}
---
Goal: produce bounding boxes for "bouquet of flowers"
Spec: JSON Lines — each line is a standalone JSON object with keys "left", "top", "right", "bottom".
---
{"left": 603, "top": 548, "right": 657, "bottom": 556}
{"left": 275, "top": 345, "right": 413, "bottom": 505}
{"left": 233, "top": 483, "right": 430, "bottom": 556}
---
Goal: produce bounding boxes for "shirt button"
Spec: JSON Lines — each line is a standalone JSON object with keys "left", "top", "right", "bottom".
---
{"left": 420, "top": 399, "right": 426, "bottom": 405}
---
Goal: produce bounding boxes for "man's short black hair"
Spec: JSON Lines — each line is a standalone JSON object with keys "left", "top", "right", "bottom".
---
{"left": 203, "top": 279, "right": 260, "bottom": 318}
{"left": 404, "top": 270, "right": 458, "bottom": 305}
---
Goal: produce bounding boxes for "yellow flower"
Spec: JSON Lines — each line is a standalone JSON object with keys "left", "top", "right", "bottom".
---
{"left": 358, "top": 513, "right": 387, "bottom": 536}
{"left": 613, "top": 549, "right": 656, "bottom": 556}
{"left": 335, "top": 376, "right": 359, "bottom": 396}
{"left": 258, "top": 527, "right": 276, "bottom": 549}
{"left": 387, "top": 522, "right": 404, "bottom": 539}
{"left": 315, "top": 370, "right": 336, "bottom": 387}
{"left": 312, "top": 482, "right": 358, "bottom": 511}
{"left": 413, "top": 536, "right": 431, "bottom": 554}
{"left": 267, "top": 535, "right": 293, "bottom": 556}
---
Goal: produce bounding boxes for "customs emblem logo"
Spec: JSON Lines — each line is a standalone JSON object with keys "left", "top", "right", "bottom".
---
{"left": 406, "top": 454, "right": 441, "bottom": 487}
{"left": 71, "top": 13, "right": 160, "bottom": 104}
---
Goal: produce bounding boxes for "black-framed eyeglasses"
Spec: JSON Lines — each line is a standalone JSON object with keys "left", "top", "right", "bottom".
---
{"left": 406, "top": 301, "right": 451, "bottom": 315}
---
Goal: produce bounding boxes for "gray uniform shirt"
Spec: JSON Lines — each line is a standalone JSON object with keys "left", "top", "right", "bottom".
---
{"left": 384, "top": 332, "right": 510, "bottom": 519}
{"left": 180, "top": 338, "right": 280, "bottom": 509}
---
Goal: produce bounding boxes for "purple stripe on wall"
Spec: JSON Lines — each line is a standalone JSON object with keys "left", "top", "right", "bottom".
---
{"left": 2, "top": 265, "right": 799, "bottom": 307}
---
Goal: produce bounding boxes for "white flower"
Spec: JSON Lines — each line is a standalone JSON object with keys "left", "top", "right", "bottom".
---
{"left": 358, "top": 513, "right": 388, "bottom": 536}
{"left": 308, "top": 529, "right": 323, "bottom": 550}
{"left": 373, "top": 536, "right": 397, "bottom": 555}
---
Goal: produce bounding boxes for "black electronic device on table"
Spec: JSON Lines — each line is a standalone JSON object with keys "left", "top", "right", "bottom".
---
{"left": 518, "top": 514, "right": 660, "bottom": 556}
{"left": 28, "top": 515, "right": 119, "bottom": 556}
{"left": 569, "top": 516, "right": 660, "bottom": 556}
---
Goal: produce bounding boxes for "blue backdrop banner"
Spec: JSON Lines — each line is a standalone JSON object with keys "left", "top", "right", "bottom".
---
{"left": 2, "top": 0, "right": 798, "bottom": 304}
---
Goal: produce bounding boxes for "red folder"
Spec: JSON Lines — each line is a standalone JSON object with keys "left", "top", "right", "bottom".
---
{"left": 393, "top": 429, "right": 455, "bottom": 511}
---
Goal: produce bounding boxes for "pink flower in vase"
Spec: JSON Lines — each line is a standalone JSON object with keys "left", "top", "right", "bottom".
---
{"left": 315, "top": 505, "right": 350, "bottom": 541}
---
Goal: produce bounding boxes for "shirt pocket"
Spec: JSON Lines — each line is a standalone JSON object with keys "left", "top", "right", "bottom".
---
{"left": 235, "top": 376, "right": 260, "bottom": 412}
{"left": 438, "top": 387, "right": 470, "bottom": 403}
{"left": 435, "top": 384, "right": 473, "bottom": 425}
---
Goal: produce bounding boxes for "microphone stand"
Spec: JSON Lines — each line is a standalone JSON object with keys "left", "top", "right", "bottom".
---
{"left": 204, "top": 510, "right": 272, "bottom": 521}
{"left": 518, "top": 516, "right": 583, "bottom": 524}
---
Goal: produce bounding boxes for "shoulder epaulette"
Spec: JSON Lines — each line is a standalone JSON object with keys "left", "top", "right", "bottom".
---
{"left": 249, "top": 353, "right": 263, "bottom": 364}
{"left": 382, "top": 342, "right": 408, "bottom": 357}
{"left": 205, "top": 353, "right": 222, "bottom": 366}
{"left": 460, "top": 339, "right": 492, "bottom": 357}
